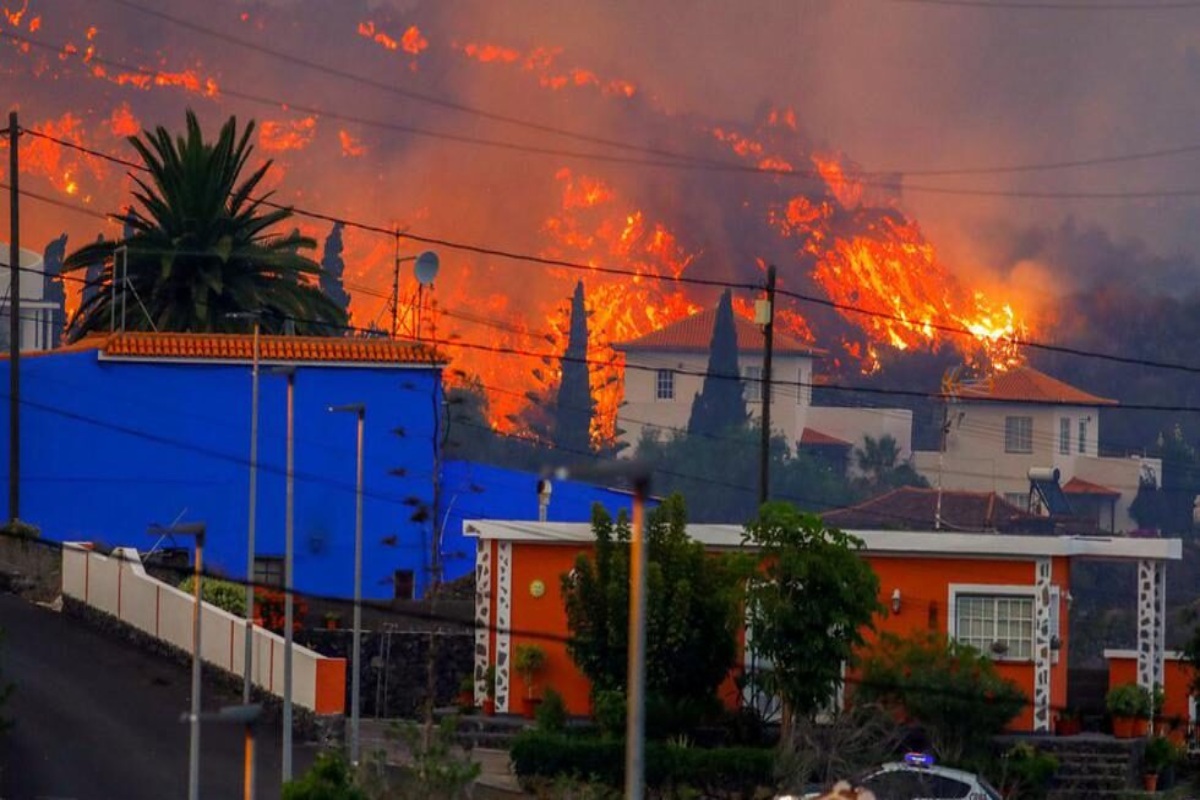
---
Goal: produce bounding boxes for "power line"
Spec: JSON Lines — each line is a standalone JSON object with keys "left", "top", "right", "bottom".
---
{"left": 878, "top": 0, "right": 1200, "bottom": 9}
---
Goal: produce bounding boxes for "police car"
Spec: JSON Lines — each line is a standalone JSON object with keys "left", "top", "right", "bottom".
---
{"left": 786, "top": 753, "right": 1004, "bottom": 800}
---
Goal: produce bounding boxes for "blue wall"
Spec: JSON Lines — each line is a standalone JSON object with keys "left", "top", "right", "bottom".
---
{"left": 0, "top": 350, "right": 645, "bottom": 600}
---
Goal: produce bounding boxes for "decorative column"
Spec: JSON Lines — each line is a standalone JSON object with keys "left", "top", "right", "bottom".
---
{"left": 473, "top": 540, "right": 492, "bottom": 705}
{"left": 1032, "top": 558, "right": 1053, "bottom": 732}
{"left": 1137, "top": 559, "right": 1167, "bottom": 691}
{"left": 495, "top": 541, "right": 513, "bottom": 713}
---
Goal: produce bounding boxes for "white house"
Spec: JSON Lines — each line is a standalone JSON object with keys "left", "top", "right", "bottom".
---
{"left": 910, "top": 365, "right": 1159, "bottom": 533}
{"left": 0, "top": 243, "right": 62, "bottom": 351}
{"left": 614, "top": 304, "right": 912, "bottom": 458}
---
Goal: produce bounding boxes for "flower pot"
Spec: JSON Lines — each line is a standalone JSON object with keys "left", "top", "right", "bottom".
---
{"left": 1135, "top": 717, "right": 1151, "bottom": 737}
{"left": 457, "top": 691, "right": 474, "bottom": 711}
{"left": 522, "top": 696, "right": 543, "bottom": 720}
{"left": 1113, "top": 716, "right": 1137, "bottom": 738}
{"left": 1143, "top": 772, "right": 1159, "bottom": 792}
{"left": 324, "top": 619, "right": 339, "bottom": 630}
{"left": 1055, "top": 717, "right": 1082, "bottom": 736}
{"left": 483, "top": 697, "right": 496, "bottom": 716}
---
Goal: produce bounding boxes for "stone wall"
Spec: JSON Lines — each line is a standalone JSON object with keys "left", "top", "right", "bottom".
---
{"left": 298, "top": 628, "right": 474, "bottom": 719}
{"left": 0, "top": 533, "right": 61, "bottom": 602}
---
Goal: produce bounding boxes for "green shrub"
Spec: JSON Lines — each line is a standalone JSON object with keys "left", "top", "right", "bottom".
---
{"left": 989, "top": 742, "right": 1058, "bottom": 800}
{"left": 178, "top": 576, "right": 247, "bottom": 617}
{"left": 536, "top": 688, "right": 568, "bottom": 733}
{"left": 0, "top": 519, "right": 39, "bottom": 539}
{"left": 282, "top": 751, "right": 367, "bottom": 800}
{"left": 1144, "top": 735, "right": 1181, "bottom": 774}
{"left": 1106, "top": 682, "right": 1151, "bottom": 718}
{"left": 592, "top": 689, "right": 625, "bottom": 738}
{"left": 510, "top": 731, "right": 774, "bottom": 796}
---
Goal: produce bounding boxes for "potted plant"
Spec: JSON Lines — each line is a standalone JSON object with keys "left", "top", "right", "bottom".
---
{"left": 1143, "top": 734, "right": 1179, "bottom": 791}
{"left": 1055, "top": 707, "right": 1082, "bottom": 736}
{"left": 457, "top": 675, "right": 475, "bottom": 713}
{"left": 482, "top": 665, "right": 496, "bottom": 716}
{"left": 323, "top": 611, "right": 342, "bottom": 630}
{"left": 1107, "top": 682, "right": 1152, "bottom": 738}
{"left": 514, "top": 643, "right": 547, "bottom": 719}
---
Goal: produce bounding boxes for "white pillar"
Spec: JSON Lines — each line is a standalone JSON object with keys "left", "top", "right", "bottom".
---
{"left": 1033, "top": 558, "right": 1053, "bottom": 732}
{"left": 473, "top": 540, "right": 492, "bottom": 706}
{"left": 1136, "top": 559, "right": 1166, "bottom": 691}
{"left": 495, "top": 541, "right": 513, "bottom": 713}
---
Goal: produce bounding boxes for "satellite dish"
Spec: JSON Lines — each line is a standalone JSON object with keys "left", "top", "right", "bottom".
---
{"left": 414, "top": 251, "right": 440, "bottom": 286}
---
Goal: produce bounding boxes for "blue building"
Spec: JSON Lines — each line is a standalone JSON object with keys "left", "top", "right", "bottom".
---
{"left": 0, "top": 332, "right": 640, "bottom": 599}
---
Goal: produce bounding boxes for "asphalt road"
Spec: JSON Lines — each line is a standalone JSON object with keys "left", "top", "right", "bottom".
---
{"left": 0, "top": 594, "right": 316, "bottom": 799}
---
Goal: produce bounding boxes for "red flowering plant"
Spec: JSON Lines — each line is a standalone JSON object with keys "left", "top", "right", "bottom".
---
{"left": 254, "top": 587, "right": 308, "bottom": 634}
{"left": 856, "top": 632, "right": 1026, "bottom": 766}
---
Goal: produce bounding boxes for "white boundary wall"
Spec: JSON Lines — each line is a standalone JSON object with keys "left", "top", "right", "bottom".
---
{"left": 61, "top": 543, "right": 344, "bottom": 713}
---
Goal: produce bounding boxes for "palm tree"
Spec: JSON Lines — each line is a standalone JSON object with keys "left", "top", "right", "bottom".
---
{"left": 63, "top": 110, "right": 348, "bottom": 340}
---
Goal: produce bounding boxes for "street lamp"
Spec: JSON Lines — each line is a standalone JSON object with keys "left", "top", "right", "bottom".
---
{"left": 547, "top": 461, "right": 651, "bottom": 800}
{"left": 328, "top": 402, "right": 365, "bottom": 766}
{"left": 271, "top": 365, "right": 297, "bottom": 781}
{"left": 181, "top": 703, "right": 263, "bottom": 800}
{"left": 225, "top": 311, "right": 262, "bottom": 707}
{"left": 148, "top": 520, "right": 207, "bottom": 800}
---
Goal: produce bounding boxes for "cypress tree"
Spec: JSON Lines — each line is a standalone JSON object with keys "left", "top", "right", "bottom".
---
{"left": 687, "top": 289, "right": 747, "bottom": 437}
{"left": 554, "top": 281, "right": 594, "bottom": 454}
{"left": 320, "top": 221, "right": 351, "bottom": 315}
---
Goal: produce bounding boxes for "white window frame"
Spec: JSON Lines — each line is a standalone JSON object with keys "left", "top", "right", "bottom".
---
{"left": 655, "top": 369, "right": 675, "bottom": 401}
{"left": 1078, "top": 418, "right": 1089, "bottom": 455}
{"left": 1003, "top": 492, "right": 1030, "bottom": 512}
{"left": 1005, "top": 416, "right": 1033, "bottom": 454}
{"left": 948, "top": 583, "right": 1036, "bottom": 662}
{"left": 1059, "top": 418, "right": 1070, "bottom": 455}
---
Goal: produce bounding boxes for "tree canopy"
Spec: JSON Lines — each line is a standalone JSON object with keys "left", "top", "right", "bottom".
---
{"left": 687, "top": 289, "right": 747, "bottom": 437}
{"left": 63, "top": 110, "right": 347, "bottom": 339}
{"left": 553, "top": 281, "right": 594, "bottom": 455}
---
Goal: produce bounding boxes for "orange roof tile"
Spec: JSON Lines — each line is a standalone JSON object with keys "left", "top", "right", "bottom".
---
{"left": 821, "top": 486, "right": 1050, "bottom": 533}
{"left": 800, "top": 428, "right": 852, "bottom": 447}
{"left": 1063, "top": 477, "right": 1121, "bottom": 497}
{"left": 87, "top": 332, "right": 443, "bottom": 366}
{"left": 958, "top": 365, "right": 1116, "bottom": 407}
{"left": 615, "top": 307, "right": 823, "bottom": 356}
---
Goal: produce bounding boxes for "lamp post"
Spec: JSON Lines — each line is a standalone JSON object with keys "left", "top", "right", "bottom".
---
{"left": 328, "top": 402, "right": 365, "bottom": 766}
{"left": 547, "top": 461, "right": 651, "bottom": 800}
{"left": 225, "top": 311, "right": 262, "bottom": 705}
{"left": 149, "top": 521, "right": 207, "bottom": 800}
{"left": 182, "top": 703, "right": 263, "bottom": 800}
{"left": 271, "top": 365, "right": 297, "bottom": 781}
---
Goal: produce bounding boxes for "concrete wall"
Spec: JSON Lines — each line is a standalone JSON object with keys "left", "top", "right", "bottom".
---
{"left": 61, "top": 543, "right": 345, "bottom": 714}
{"left": 804, "top": 405, "right": 915, "bottom": 463}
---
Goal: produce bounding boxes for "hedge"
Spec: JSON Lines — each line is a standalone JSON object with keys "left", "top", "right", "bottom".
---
{"left": 509, "top": 731, "right": 775, "bottom": 797}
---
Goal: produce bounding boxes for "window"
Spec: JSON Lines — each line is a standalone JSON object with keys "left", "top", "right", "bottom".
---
{"left": 1078, "top": 418, "right": 1089, "bottom": 454}
{"left": 1059, "top": 418, "right": 1070, "bottom": 455}
{"left": 1004, "top": 492, "right": 1030, "bottom": 512}
{"left": 655, "top": 369, "right": 675, "bottom": 400}
{"left": 393, "top": 569, "right": 416, "bottom": 600}
{"left": 860, "top": 770, "right": 971, "bottom": 799}
{"left": 954, "top": 594, "right": 1034, "bottom": 660}
{"left": 254, "top": 556, "right": 284, "bottom": 589}
{"left": 1004, "top": 416, "right": 1033, "bottom": 454}
{"left": 742, "top": 365, "right": 764, "bottom": 402}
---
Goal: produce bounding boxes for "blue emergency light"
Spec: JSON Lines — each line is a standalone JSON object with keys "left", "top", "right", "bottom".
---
{"left": 904, "top": 752, "right": 936, "bottom": 768}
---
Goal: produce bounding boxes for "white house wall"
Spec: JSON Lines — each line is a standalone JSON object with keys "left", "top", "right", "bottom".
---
{"left": 804, "top": 406, "right": 914, "bottom": 462}
{"left": 618, "top": 351, "right": 812, "bottom": 451}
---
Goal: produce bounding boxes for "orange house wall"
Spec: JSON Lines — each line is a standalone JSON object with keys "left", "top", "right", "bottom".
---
{"left": 1108, "top": 656, "right": 1194, "bottom": 723}
{"left": 493, "top": 540, "right": 1074, "bottom": 730}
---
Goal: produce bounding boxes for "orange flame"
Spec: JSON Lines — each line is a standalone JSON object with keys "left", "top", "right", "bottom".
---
{"left": 357, "top": 21, "right": 398, "bottom": 50}
{"left": 107, "top": 103, "right": 140, "bottom": 138}
{"left": 400, "top": 25, "right": 428, "bottom": 55}
{"left": 338, "top": 130, "right": 367, "bottom": 157}
{"left": 457, "top": 39, "right": 637, "bottom": 98}
{"left": 258, "top": 117, "right": 316, "bottom": 152}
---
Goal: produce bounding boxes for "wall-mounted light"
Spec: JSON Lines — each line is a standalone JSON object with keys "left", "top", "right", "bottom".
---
{"left": 891, "top": 588, "right": 902, "bottom": 614}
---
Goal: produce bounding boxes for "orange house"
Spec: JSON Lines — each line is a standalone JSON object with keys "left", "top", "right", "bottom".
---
{"left": 1105, "top": 649, "right": 1196, "bottom": 739}
{"left": 466, "top": 519, "right": 1180, "bottom": 733}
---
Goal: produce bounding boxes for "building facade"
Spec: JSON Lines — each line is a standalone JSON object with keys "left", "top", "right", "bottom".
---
{"left": 0, "top": 244, "right": 64, "bottom": 351}
{"left": 466, "top": 519, "right": 1179, "bottom": 733}
{"left": 911, "top": 366, "right": 1159, "bottom": 533}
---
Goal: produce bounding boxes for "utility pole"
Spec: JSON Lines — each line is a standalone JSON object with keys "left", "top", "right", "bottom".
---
{"left": 757, "top": 264, "right": 776, "bottom": 508}
{"left": 8, "top": 111, "right": 19, "bottom": 524}
{"left": 390, "top": 232, "right": 400, "bottom": 338}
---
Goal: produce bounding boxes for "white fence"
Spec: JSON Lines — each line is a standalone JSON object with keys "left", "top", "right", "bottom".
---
{"left": 61, "top": 543, "right": 345, "bottom": 715}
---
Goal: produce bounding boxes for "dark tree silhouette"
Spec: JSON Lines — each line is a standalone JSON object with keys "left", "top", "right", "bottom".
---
{"left": 554, "top": 281, "right": 594, "bottom": 454}
{"left": 320, "top": 222, "right": 350, "bottom": 333}
{"left": 687, "top": 289, "right": 747, "bottom": 437}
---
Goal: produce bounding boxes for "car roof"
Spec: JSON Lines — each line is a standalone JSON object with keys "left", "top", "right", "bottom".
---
{"left": 874, "top": 762, "right": 982, "bottom": 783}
